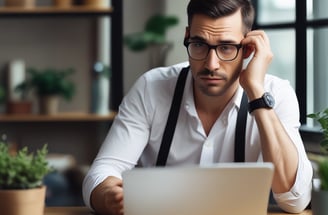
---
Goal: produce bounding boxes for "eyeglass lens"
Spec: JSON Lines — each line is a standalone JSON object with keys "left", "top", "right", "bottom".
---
{"left": 187, "top": 43, "right": 240, "bottom": 61}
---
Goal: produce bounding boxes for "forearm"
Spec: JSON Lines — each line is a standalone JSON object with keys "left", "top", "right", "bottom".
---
{"left": 90, "top": 176, "right": 124, "bottom": 215}
{"left": 252, "top": 108, "right": 298, "bottom": 193}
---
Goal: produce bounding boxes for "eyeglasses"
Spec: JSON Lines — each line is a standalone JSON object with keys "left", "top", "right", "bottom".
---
{"left": 184, "top": 41, "right": 242, "bottom": 61}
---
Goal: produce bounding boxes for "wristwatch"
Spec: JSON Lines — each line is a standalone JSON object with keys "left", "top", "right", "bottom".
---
{"left": 248, "top": 92, "right": 275, "bottom": 113}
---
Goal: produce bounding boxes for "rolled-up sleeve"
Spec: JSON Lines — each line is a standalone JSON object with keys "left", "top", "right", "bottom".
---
{"left": 273, "top": 155, "right": 313, "bottom": 213}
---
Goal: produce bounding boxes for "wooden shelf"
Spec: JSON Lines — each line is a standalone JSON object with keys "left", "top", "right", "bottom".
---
{"left": 0, "top": 112, "right": 116, "bottom": 122}
{"left": 0, "top": 6, "right": 113, "bottom": 16}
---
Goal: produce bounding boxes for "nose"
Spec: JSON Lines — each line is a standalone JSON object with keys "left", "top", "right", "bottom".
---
{"left": 205, "top": 49, "right": 220, "bottom": 71}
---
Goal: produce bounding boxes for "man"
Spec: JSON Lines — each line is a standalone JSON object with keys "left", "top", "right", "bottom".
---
{"left": 83, "top": 0, "right": 313, "bottom": 214}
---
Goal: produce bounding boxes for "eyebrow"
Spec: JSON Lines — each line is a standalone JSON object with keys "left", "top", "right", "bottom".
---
{"left": 189, "top": 36, "right": 238, "bottom": 44}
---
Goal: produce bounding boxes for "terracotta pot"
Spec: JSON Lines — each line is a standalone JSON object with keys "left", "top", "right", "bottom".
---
{"left": 39, "top": 95, "right": 59, "bottom": 115}
{"left": 4, "top": 0, "right": 36, "bottom": 8}
{"left": 0, "top": 186, "right": 46, "bottom": 215}
{"left": 6, "top": 101, "right": 32, "bottom": 114}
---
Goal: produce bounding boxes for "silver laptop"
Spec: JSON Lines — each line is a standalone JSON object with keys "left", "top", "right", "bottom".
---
{"left": 123, "top": 162, "right": 274, "bottom": 215}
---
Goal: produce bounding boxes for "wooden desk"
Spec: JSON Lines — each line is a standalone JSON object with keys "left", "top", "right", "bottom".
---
{"left": 44, "top": 207, "right": 312, "bottom": 215}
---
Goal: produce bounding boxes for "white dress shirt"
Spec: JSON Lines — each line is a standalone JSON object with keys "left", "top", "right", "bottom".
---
{"left": 83, "top": 62, "right": 312, "bottom": 213}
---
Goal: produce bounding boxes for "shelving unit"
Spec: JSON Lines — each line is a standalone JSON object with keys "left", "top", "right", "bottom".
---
{"left": 0, "top": 0, "right": 123, "bottom": 121}
{"left": 0, "top": 111, "right": 116, "bottom": 122}
{"left": 0, "top": 0, "right": 123, "bottom": 107}
{"left": 0, "top": 6, "right": 113, "bottom": 15}
{"left": 0, "top": 1, "right": 123, "bottom": 164}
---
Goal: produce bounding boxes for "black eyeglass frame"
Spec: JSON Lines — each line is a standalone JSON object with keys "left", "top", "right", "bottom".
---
{"left": 184, "top": 40, "right": 243, "bottom": 61}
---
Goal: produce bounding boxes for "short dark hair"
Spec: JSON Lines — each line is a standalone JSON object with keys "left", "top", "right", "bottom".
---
{"left": 187, "top": 0, "right": 255, "bottom": 34}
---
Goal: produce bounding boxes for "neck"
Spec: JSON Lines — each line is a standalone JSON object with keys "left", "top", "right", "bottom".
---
{"left": 194, "top": 84, "right": 239, "bottom": 115}
{"left": 194, "top": 84, "right": 239, "bottom": 135}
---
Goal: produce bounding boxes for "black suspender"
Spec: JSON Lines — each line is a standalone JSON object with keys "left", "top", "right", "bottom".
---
{"left": 234, "top": 92, "right": 248, "bottom": 162}
{"left": 156, "top": 67, "right": 189, "bottom": 166}
{"left": 156, "top": 66, "right": 248, "bottom": 166}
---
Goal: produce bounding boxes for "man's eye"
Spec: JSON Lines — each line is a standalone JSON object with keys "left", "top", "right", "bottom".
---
{"left": 192, "top": 43, "right": 205, "bottom": 48}
{"left": 219, "top": 45, "right": 234, "bottom": 52}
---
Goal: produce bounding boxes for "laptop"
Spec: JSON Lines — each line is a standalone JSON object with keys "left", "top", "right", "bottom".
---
{"left": 123, "top": 162, "right": 274, "bottom": 215}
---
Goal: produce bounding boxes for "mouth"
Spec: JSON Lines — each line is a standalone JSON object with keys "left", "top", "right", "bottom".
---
{"left": 200, "top": 76, "right": 224, "bottom": 84}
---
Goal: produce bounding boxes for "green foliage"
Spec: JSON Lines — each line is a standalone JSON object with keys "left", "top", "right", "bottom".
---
{"left": 318, "top": 159, "right": 328, "bottom": 190}
{"left": 308, "top": 107, "right": 328, "bottom": 191}
{"left": 0, "top": 142, "right": 52, "bottom": 189}
{"left": 124, "top": 14, "right": 179, "bottom": 52}
{"left": 16, "top": 67, "right": 75, "bottom": 101}
{"left": 308, "top": 107, "right": 328, "bottom": 153}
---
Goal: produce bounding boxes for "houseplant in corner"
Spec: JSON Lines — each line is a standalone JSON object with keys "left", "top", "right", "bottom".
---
{"left": 124, "top": 14, "right": 179, "bottom": 68}
{"left": 16, "top": 67, "right": 75, "bottom": 115}
{"left": 307, "top": 107, "right": 328, "bottom": 215}
{"left": 0, "top": 136, "right": 52, "bottom": 215}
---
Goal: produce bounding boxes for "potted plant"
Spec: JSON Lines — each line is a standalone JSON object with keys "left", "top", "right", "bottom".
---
{"left": 0, "top": 138, "right": 52, "bottom": 215}
{"left": 16, "top": 67, "right": 75, "bottom": 115}
{"left": 307, "top": 107, "right": 328, "bottom": 215}
{"left": 124, "top": 14, "right": 179, "bottom": 68}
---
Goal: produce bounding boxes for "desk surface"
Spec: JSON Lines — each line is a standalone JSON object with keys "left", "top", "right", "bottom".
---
{"left": 44, "top": 207, "right": 312, "bottom": 215}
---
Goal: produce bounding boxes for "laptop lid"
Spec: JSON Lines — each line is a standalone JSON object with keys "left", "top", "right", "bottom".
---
{"left": 123, "top": 162, "right": 274, "bottom": 215}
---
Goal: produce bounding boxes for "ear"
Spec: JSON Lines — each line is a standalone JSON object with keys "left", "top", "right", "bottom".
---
{"left": 243, "top": 44, "right": 254, "bottom": 59}
{"left": 184, "top": 27, "right": 190, "bottom": 40}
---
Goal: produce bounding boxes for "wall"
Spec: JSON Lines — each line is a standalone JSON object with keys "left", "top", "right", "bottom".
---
{"left": 164, "top": 0, "right": 189, "bottom": 67}
{"left": 122, "top": 0, "right": 189, "bottom": 93}
{"left": 122, "top": 0, "right": 165, "bottom": 93}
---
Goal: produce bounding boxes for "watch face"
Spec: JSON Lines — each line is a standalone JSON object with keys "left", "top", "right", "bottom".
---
{"left": 263, "top": 92, "right": 275, "bottom": 107}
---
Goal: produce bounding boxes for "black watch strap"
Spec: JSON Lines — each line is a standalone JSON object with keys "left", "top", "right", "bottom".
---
{"left": 248, "top": 92, "right": 275, "bottom": 113}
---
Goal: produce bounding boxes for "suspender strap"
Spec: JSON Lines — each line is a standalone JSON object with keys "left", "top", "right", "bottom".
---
{"left": 234, "top": 91, "right": 248, "bottom": 162}
{"left": 156, "top": 66, "right": 189, "bottom": 166}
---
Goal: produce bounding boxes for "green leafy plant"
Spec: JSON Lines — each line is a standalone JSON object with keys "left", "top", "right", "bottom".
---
{"left": 124, "top": 14, "right": 179, "bottom": 52}
{"left": 308, "top": 108, "right": 328, "bottom": 153}
{"left": 16, "top": 67, "right": 75, "bottom": 101}
{"left": 0, "top": 141, "right": 52, "bottom": 189}
{"left": 308, "top": 107, "right": 328, "bottom": 191}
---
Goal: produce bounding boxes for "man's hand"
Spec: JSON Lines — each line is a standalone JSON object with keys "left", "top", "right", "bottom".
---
{"left": 90, "top": 176, "right": 124, "bottom": 215}
{"left": 239, "top": 30, "right": 273, "bottom": 101}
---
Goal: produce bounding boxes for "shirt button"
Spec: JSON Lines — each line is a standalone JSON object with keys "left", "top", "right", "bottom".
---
{"left": 204, "top": 141, "right": 211, "bottom": 148}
